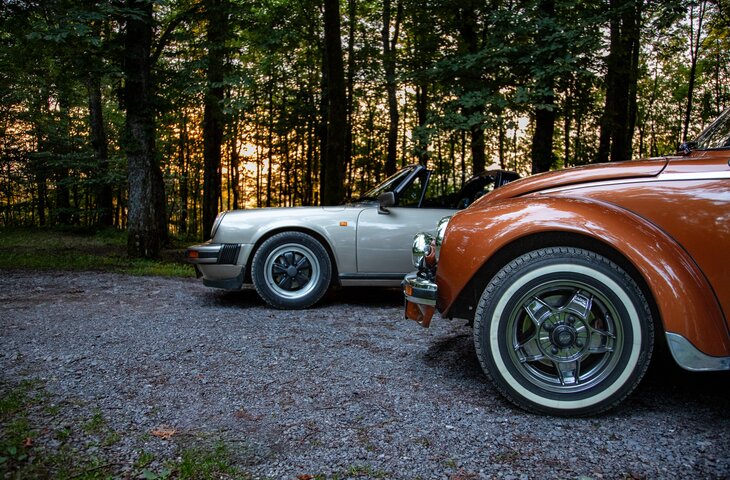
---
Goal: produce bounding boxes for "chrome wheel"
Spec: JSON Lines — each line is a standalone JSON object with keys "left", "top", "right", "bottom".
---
{"left": 252, "top": 232, "right": 332, "bottom": 309}
{"left": 263, "top": 243, "right": 321, "bottom": 300}
{"left": 507, "top": 281, "right": 622, "bottom": 393}
{"left": 474, "top": 247, "right": 653, "bottom": 416}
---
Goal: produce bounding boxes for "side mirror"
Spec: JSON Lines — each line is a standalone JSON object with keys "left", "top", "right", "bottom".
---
{"left": 677, "top": 141, "right": 697, "bottom": 156}
{"left": 377, "top": 191, "right": 395, "bottom": 215}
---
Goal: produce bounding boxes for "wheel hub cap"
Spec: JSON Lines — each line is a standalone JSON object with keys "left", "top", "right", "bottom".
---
{"left": 552, "top": 324, "right": 577, "bottom": 348}
{"left": 286, "top": 265, "right": 298, "bottom": 277}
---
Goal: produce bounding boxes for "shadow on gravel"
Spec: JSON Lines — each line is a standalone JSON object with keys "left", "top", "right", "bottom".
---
{"left": 321, "top": 286, "right": 403, "bottom": 308}
{"left": 195, "top": 286, "right": 404, "bottom": 310}
{"left": 422, "top": 330, "right": 730, "bottom": 418}
{"left": 627, "top": 350, "right": 730, "bottom": 414}
{"left": 208, "top": 288, "right": 267, "bottom": 308}
{"left": 423, "top": 332, "right": 483, "bottom": 380}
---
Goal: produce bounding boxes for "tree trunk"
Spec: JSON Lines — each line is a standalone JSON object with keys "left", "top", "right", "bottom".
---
{"left": 318, "top": 57, "right": 328, "bottom": 205}
{"left": 123, "top": 0, "right": 167, "bottom": 258}
{"left": 86, "top": 72, "right": 113, "bottom": 226}
{"left": 530, "top": 0, "right": 556, "bottom": 174}
{"left": 229, "top": 112, "right": 240, "bottom": 210}
{"left": 202, "top": 0, "right": 228, "bottom": 238}
{"left": 382, "top": 0, "right": 402, "bottom": 175}
{"left": 345, "top": 0, "right": 356, "bottom": 185}
{"left": 456, "top": 3, "right": 485, "bottom": 175}
{"left": 597, "top": 0, "right": 642, "bottom": 163}
{"left": 55, "top": 97, "right": 73, "bottom": 225}
{"left": 266, "top": 84, "right": 274, "bottom": 207}
{"left": 415, "top": 84, "right": 429, "bottom": 165}
{"left": 683, "top": 0, "right": 707, "bottom": 141}
{"left": 322, "top": 0, "right": 347, "bottom": 205}
{"left": 178, "top": 112, "right": 189, "bottom": 235}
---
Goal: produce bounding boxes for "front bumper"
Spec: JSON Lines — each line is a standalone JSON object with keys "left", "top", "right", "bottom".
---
{"left": 402, "top": 271, "right": 438, "bottom": 328}
{"left": 185, "top": 242, "right": 241, "bottom": 265}
{"left": 185, "top": 242, "right": 245, "bottom": 290}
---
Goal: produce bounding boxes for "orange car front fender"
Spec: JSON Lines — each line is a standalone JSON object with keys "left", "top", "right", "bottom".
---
{"left": 437, "top": 196, "right": 729, "bottom": 357}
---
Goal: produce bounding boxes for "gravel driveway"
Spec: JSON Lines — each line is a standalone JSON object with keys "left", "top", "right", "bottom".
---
{"left": 1, "top": 270, "right": 729, "bottom": 479}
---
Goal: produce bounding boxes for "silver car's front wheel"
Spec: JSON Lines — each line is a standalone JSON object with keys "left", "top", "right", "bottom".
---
{"left": 252, "top": 232, "right": 332, "bottom": 309}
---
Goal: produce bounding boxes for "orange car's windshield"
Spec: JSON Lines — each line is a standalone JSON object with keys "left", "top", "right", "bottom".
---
{"left": 695, "top": 108, "right": 730, "bottom": 150}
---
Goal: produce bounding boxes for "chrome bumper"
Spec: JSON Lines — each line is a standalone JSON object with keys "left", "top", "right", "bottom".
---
{"left": 666, "top": 332, "right": 730, "bottom": 371}
{"left": 402, "top": 271, "right": 438, "bottom": 328}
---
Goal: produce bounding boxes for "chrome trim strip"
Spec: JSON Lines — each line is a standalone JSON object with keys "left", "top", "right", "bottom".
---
{"left": 666, "top": 332, "right": 730, "bottom": 371}
{"left": 657, "top": 171, "right": 730, "bottom": 181}
{"left": 540, "top": 170, "right": 730, "bottom": 195}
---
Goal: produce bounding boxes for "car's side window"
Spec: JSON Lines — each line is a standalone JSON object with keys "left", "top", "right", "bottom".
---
{"left": 398, "top": 172, "right": 427, "bottom": 207}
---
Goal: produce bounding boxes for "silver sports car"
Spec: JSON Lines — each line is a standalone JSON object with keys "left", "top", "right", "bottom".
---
{"left": 186, "top": 164, "right": 518, "bottom": 309}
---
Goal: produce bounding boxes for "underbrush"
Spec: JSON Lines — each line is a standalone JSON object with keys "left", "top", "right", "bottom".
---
{"left": 0, "top": 227, "right": 195, "bottom": 278}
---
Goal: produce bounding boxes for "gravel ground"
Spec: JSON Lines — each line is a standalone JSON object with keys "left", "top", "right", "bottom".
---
{"left": 1, "top": 269, "right": 729, "bottom": 479}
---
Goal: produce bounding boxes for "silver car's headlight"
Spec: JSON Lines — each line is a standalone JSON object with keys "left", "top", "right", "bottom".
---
{"left": 210, "top": 212, "right": 227, "bottom": 239}
{"left": 412, "top": 232, "right": 435, "bottom": 268}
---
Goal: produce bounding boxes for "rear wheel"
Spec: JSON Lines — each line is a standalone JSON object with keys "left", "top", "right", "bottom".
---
{"left": 251, "top": 232, "right": 332, "bottom": 309}
{"left": 473, "top": 247, "right": 653, "bottom": 416}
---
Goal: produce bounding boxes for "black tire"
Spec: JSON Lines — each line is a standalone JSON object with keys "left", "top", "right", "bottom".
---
{"left": 473, "top": 247, "right": 654, "bottom": 416}
{"left": 251, "top": 232, "right": 332, "bottom": 309}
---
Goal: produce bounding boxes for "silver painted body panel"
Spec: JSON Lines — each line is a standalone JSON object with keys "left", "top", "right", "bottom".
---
{"left": 355, "top": 207, "right": 452, "bottom": 273}
{"left": 190, "top": 203, "right": 453, "bottom": 287}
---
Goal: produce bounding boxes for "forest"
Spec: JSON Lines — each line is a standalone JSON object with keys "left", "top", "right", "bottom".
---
{"left": 0, "top": 0, "right": 728, "bottom": 258}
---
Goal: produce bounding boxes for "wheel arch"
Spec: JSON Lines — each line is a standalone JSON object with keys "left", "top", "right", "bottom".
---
{"left": 244, "top": 227, "right": 340, "bottom": 286}
{"left": 439, "top": 197, "right": 729, "bottom": 357}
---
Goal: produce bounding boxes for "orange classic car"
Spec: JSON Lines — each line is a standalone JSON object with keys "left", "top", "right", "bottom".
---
{"left": 403, "top": 109, "right": 730, "bottom": 416}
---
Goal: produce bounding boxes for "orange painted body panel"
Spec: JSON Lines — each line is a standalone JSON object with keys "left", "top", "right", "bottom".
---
{"left": 436, "top": 151, "right": 730, "bottom": 358}
{"left": 483, "top": 158, "right": 668, "bottom": 204}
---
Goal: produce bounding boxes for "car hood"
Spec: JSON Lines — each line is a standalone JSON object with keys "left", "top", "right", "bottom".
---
{"left": 212, "top": 204, "right": 369, "bottom": 245}
{"left": 219, "top": 204, "right": 363, "bottom": 226}
{"left": 477, "top": 158, "right": 670, "bottom": 205}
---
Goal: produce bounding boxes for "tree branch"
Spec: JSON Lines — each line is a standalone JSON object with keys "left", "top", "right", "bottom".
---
{"left": 150, "top": 2, "right": 204, "bottom": 66}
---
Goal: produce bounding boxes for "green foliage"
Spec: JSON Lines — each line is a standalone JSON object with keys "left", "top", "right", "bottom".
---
{"left": 177, "top": 443, "right": 247, "bottom": 479}
{"left": 0, "top": 228, "right": 194, "bottom": 277}
{"left": 1, "top": 0, "right": 726, "bottom": 235}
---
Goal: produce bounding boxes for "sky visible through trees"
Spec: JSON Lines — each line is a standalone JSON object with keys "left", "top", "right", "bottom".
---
{"left": 0, "top": 0, "right": 728, "bottom": 257}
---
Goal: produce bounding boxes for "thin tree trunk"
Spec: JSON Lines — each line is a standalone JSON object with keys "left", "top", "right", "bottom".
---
{"left": 456, "top": 4, "right": 485, "bottom": 175}
{"left": 415, "top": 84, "right": 429, "bottom": 165}
{"left": 322, "top": 0, "right": 347, "bottom": 205}
{"left": 345, "top": 0, "right": 356, "bottom": 185}
{"left": 178, "top": 112, "right": 189, "bottom": 235}
{"left": 382, "top": 0, "right": 402, "bottom": 175}
{"left": 683, "top": 0, "right": 707, "bottom": 141}
{"left": 230, "top": 113, "right": 240, "bottom": 210}
{"left": 86, "top": 72, "right": 113, "bottom": 227}
{"left": 202, "top": 0, "right": 228, "bottom": 238}
{"left": 530, "top": 0, "right": 556, "bottom": 174}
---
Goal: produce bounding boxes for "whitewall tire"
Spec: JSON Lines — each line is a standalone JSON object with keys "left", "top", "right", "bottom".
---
{"left": 473, "top": 247, "right": 653, "bottom": 416}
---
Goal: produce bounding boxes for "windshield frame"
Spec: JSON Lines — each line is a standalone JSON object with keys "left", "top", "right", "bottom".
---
{"left": 357, "top": 165, "right": 419, "bottom": 201}
{"left": 693, "top": 108, "right": 730, "bottom": 150}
